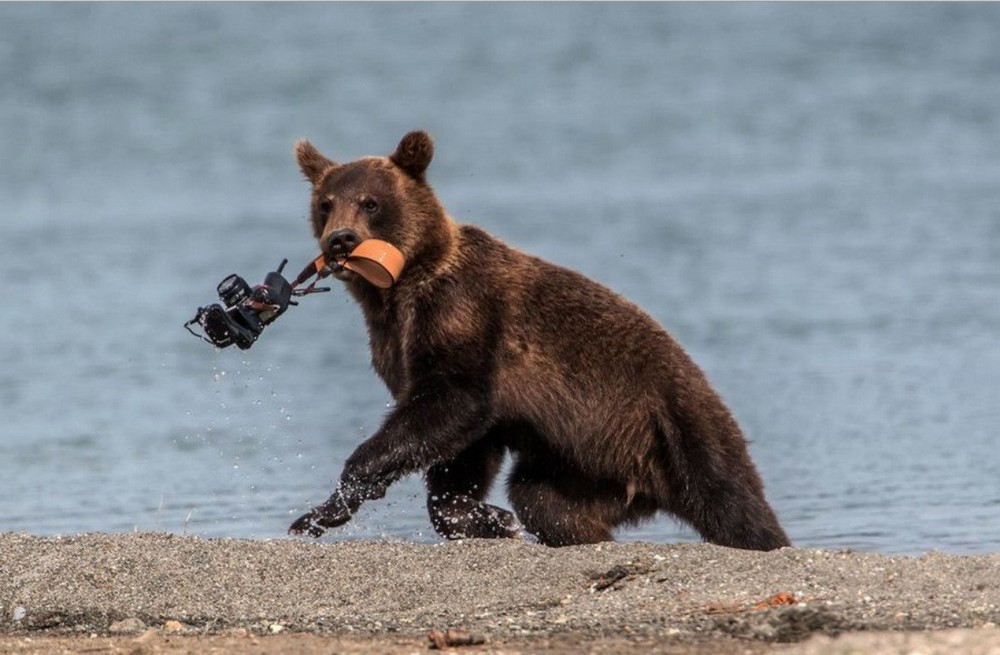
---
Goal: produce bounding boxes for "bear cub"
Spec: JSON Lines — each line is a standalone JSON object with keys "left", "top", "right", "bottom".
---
{"left": 288, "top": 131, "right": 790, "bottom": 551}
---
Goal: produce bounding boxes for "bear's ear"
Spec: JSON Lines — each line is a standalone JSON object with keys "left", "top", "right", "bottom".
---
{"left": 390, "top": 131, "right": 434, "bottom": 180}
{"left": 295, "top": 139, "right": 336, "bottom": 185}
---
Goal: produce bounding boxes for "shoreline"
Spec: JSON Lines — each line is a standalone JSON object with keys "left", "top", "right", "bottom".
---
{"left": 2, "top": 533, "right": 999, "bottom": 653}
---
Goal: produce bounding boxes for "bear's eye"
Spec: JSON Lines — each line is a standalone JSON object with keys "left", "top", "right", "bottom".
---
{"left": 360, "top": 197, "right": 379, "bottom": 214}
{"left": 318, "top": 198, "right": 333, "bottom": 214}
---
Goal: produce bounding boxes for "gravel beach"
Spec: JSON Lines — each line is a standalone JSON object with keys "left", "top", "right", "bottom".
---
{"left": 2, "top": 533, "right": 999, "bottom": 654}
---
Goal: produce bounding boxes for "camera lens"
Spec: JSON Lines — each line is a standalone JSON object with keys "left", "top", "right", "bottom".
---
{"left": 217, "top": 274, "right": 251, "bottom": 308}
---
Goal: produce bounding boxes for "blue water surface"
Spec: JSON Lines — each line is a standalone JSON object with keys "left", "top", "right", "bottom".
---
{"left": 1, "top": 4, "right": 998, "bottom": 554}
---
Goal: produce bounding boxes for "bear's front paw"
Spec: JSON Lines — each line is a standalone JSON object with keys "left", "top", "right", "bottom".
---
{"left": 288, "top": 497, "right": 353, "bottom": 537}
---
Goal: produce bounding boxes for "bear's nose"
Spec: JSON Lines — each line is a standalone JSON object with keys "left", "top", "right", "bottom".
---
{"left": 324, "top": 228, "right": 360, "bottom": 258}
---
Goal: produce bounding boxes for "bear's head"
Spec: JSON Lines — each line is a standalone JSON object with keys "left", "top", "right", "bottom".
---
{"left": 295, "top": 131, "right": 453, "bottom": 288}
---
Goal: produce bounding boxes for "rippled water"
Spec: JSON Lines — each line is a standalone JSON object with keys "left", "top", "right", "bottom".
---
{"left": 2, "top": 4, "right": 999, "bottom": 554}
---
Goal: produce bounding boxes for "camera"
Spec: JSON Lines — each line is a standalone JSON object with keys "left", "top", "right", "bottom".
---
{"left": 184, "top": 241, "right": 402, "bottom": 351}
{"left": 184, "top": 259, "right": 327, "bottom": 350}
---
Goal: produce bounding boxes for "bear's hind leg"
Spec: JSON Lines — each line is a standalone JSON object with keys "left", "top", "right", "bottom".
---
{"left": 671, "top": 479, "right": 789, "bottom": 551}
{"left": 672, "top": 482, "right": 790, "bottom": 550}
{"left": 659, "top": 424, "right": 790, "bottom": 551}
{"left": 507, "top": 455, "right": 644, "bottom": 547}
{"left": 425, "top": 436, "right": 521, "bottom": 540}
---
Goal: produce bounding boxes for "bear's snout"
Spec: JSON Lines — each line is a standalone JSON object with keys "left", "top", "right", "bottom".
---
{"left": 324, "top": 228, "right": 361, "bottom": 259}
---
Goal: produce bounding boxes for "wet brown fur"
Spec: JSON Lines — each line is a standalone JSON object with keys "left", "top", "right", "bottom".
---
{"left": 288, "top": 132, "right": 790, "bottom": 551}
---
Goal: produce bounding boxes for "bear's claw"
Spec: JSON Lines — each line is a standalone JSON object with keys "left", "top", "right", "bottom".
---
{"left": 288, "top": 496, "right": 354, "bottom": 537}
{"left": 288, "top": 512, "right": 327, "bottom": 537}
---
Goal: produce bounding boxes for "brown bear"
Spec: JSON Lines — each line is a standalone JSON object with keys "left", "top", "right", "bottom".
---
{"left": 288, "top": 131, "right": 790, "bottom": 551}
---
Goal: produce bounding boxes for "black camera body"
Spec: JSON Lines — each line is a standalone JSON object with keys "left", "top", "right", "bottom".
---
{"left": 186, "top": 261, "right": 297, "bottom": 350}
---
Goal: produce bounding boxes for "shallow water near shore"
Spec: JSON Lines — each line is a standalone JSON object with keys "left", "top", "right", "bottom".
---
{"left": 1, "top": 4, "right": 999, "bottom": 555}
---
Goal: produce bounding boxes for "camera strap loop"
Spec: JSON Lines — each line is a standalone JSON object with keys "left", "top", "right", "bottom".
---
{"left": 292, "top": 255, "right": 330, "bottom": 289}
{"left": 183, "top": 315, "right": 221, "bottom": 346}
{"left": 295, "top": 279, "right": 332, "bottom": 297}
{"left": 290, "top": 253, "right": 333, "bottom": 297}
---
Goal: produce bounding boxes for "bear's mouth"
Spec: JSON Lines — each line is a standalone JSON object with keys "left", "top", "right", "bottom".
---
{"left": 314, "top": 240, "right": 405, "bottom": 289}
{"left": 328, "top": 259, "right": 353, "bottom": 281}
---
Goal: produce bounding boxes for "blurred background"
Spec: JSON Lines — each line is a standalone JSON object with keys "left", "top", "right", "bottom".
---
{"left": 1, "top": 4, "right": 998, "bottom": 554}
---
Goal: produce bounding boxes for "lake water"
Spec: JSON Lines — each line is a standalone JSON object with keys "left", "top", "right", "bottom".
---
{"left": 1, "top": 4, "right": 998, "bottom": 555}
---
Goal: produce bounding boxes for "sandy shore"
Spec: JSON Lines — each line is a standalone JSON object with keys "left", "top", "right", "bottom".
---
{"left": 1, "top": 533, "right": 999, "bottom": 654}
